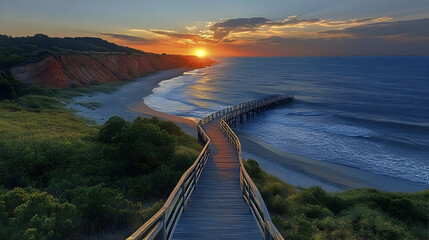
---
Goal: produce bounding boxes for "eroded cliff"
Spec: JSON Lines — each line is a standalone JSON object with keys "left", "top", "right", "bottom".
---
{"left": 11, "top": 54, "right": 214, "bottom": 88}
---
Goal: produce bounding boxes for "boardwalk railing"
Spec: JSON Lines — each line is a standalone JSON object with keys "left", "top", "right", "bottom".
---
{"left": 199, "top": 95, "right": 293, "bottom": 126}
{"left": 127, "top": 124, "right": 210, "bottom": 240}
{"left": 127, "top": 94, "right": 293, "bottom": 240}
{"left": 220, "top": 95, "right": 293, "bottom": 240}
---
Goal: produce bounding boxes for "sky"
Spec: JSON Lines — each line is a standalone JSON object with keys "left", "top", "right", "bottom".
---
{"left": 1, "top": 0, "right": 429, "bottom": 56}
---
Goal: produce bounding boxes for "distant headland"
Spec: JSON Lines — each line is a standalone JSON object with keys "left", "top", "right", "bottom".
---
{"left": 1, "top": 34, "right": 214, "bottom": 89}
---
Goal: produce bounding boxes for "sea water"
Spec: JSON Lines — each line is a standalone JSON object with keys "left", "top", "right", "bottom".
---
{"left": 144, "top": 57, "right": 429, "bottom": 187}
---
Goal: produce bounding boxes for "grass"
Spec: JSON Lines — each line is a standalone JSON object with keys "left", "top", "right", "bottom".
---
{"left": 16, "top": 94, "right": 66, "bottom": 110}
{"left": 77, "top": 101, "right": 101, "bottom": 110}
{"left": 0, "top": 101, "right": 97, "bottom": 142}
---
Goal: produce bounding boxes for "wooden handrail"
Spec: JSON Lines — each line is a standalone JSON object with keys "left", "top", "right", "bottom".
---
{"left": 127, "top": 94, "right": 293, "bottom": 240}
{"left": 220, "top": 95, "right": 293, "bottom": 240}
{"left": 127, "top": 123, "right": 210, "bottom": 240}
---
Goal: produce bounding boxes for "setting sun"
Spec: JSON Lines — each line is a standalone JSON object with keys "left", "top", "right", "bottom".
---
{"left": 195, "top": 49, "right": 206, "bottom": 57}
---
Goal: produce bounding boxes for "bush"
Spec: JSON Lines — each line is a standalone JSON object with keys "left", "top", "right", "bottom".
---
{"left": 271, "top": 194, "right": 288, "bottom": 214}
{"left": 0, "top": 79, "right": 16, "bottom": 100}
{"left": 0, "top": 71, "right": 23, "bottom": 100}
{"left": 63, "top": 184, "right": 140, "bottom": 231}
{"left": 140, "top": 201, "right": 164, "bottom": 222}
{"left": 244, "top": 159, "right": 265, "bottom": 182}
{"left": 292, "top": 214, "right": 315, "bottom": 240}
{"left": 103, "top": 116, "right": 176, "bottom": 176}
{"left": 0, "top": 188, "right": 80, "bottom": 240}
{"left": 300, "top": 204, "right": 333, "bottom": 219}
{"left": 388, "top": 198, "right": 417, "bottom": 224}
{"left": 98, "top": 116, "right": 127, "bottom": 143}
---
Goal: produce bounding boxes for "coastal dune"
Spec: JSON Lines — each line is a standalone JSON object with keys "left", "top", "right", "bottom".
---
{"left": 11, "top": 53, "right": 214, "bottom": 88}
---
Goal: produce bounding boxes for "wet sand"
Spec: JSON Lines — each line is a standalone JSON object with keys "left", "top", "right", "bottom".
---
{"left": 236, "top": 130, "right": 428, "bottom": 192}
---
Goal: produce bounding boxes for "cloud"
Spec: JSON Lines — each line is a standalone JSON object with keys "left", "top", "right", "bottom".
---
{"left": 101, "top": 33, "right": 152, "bottom": 43}
{"left": 208, "top": 16, "right": 391, "bottom": 40}
{"left": 322, "top": 18, "right": 429, "bottom": 40}
{"left": 186, "top": 26, "right": 197, "bottom": 32}
{"left": 102, "top": 16, "right": 428, "bottom": 56}
{"left": 317, "top": 17, "right": 391, "bottom": 26}
{"left": 209, "top": 17, "right": 272, "bottom": 40}
{"left": 151, "top": 30, "right": 200, "bottom": 40}
{"left": 250, "top": 19, "right": 429, "bottom": 56}
{"left": 151, "top": 30, "right": 218, "bottom": 45}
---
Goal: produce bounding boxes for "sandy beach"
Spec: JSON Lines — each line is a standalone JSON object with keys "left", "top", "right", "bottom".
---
{"left": 68, "top": 68, "right": 197, "bottom": 137}
{"left": 237, "top": 130, "right": 427, "bottom": 192}
{"left": 69, "top": 69, "right": 427, "bottom": 192}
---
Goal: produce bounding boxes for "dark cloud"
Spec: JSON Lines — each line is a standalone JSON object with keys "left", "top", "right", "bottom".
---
{"left": 254, "top": 19, "right": 429, "bottom": 56}
{"left": 209, "top": 17, "right": 270, "bottom": 40}
{"left": 208, "top": 16, "right": 386, "bottom": 40}
{"left": 323, "top": 18, "right": 429, "bottom": 39}
{"left": 270, "top": 16, "right": 321, "bottom": 27}
{"left": 101, "top": 33, "right": 152, "bottom": 43}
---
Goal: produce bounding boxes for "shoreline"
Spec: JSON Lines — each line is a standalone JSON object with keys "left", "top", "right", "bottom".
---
{"left": 236, "top": 130, "right": 428, "bottom": 192}
{"left": 67, "top": 68, "right": 197, "bottom": 136}
{"left": 68, "top": 69, "right": 427, "bottom": 193}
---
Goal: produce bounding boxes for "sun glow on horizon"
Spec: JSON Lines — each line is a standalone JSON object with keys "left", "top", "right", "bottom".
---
{"left": 195, "top": 49, "right": 206, "bottom": 57}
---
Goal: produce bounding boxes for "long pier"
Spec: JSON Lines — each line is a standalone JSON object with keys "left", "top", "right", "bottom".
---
{"left": 127, "top": 95, "right": 294, "bottom": 240}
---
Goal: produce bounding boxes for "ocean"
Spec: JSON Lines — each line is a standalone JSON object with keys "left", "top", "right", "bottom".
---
{"left": 144, "top": 56, "right": 429, "bottom": 189}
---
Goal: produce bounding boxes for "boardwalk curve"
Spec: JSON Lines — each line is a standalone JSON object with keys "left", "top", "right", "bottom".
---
{"left": 127, "top": 95, "right": 293, "bottom": 240}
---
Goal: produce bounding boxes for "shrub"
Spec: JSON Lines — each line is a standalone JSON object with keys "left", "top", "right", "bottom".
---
{"left": 272, "top": 215, "right": 292, "bottom": 234}
{"left": 292, "top": 214, "right": 315, "bottom": 240}
{"left": 140, "top": 200, "right": 164, "bottom": 222}
{"left": 244, "top": 159, "right": 265, "bottom": 182}
{"left": 388, "top": 198, "right": 417, "bottom": 224}
{"left": 98, "top": 116, "right": 127, "bottom": 143}
{"left": 0, "top": 71, "right": 23, "bottom": 100}
{"left": 271, "top": 194, "right": 288, "bottom": 214}
{"left": 300, "top": 204, "right": 333, "bottom": 219}
{"left": 63, "top": 184, "right": 140, "bottom": 231}
{"left": 109, "top": 117, "right": 176, "bottom": 176}
{"left": 0, "top": 79, "right": 16, "bottom": 100}
{"left": 0, "top": 188, "right": 80, "bottom": 240}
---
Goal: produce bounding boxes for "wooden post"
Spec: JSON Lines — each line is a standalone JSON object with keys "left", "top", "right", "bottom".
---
{"left": 160, "top": 213, "right": 166, "bottom": 240}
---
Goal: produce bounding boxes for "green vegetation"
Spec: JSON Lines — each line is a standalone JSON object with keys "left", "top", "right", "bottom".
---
{"left": 244, "top": 159, "right": 429, "bottom": 240}
{"left": 0, "top": 34, "right": 145, "bottom": 68}
{"left": 0, "top": 70, "right": 24, "bottom": 101}
{"left": 77, "top": 101, "right": 101, "bottom": 110}
{"left": 0, "top": 93, "right": 202, "bottom": 239}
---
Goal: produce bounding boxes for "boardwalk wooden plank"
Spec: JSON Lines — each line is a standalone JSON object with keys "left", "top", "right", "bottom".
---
{"left": 172, "top": 119, "right": 262, "bottom": 240}
{"left": 128, "top": 95, "right": 292, "bottom": 240}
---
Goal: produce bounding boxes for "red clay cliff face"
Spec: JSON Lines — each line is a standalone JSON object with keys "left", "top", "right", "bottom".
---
{"left": 11, "top": 54, "right": 214, "bottom": 88}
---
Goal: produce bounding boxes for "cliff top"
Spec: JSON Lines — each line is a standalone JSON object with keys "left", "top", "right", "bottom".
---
{"left": 0, "top": 34, "right": 162, "bottom": 69}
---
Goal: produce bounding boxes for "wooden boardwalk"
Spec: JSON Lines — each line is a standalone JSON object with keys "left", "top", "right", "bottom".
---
{"left": 172, "top": 119, "right": 262, "bottom": 240}
{"left": 127, "top": 95, "right": 292, "bottom": 240}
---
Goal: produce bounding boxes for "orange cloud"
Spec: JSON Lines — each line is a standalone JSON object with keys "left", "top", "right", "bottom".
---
{"left": 101, "top": 16, "right": 429, "bottom": 56}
